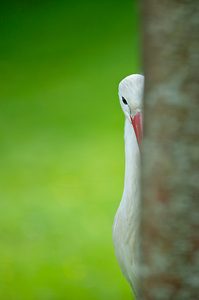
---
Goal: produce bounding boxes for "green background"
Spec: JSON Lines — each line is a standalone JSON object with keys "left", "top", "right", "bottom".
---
{"left": 0, "top": 1, "right": 140, "bottom": 299}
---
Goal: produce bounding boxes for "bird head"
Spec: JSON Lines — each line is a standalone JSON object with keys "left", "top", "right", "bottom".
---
{"left": 118, "top": 74, "right": 144, "bottom": 147}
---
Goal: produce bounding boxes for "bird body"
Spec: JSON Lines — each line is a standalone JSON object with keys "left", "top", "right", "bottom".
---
{"left": 113, "top": 74, "right": 144, "bottom": 290}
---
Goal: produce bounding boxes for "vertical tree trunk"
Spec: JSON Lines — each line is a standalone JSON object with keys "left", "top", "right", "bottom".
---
{"left": 139, "top": 1, "right": 199, "bottom": 299}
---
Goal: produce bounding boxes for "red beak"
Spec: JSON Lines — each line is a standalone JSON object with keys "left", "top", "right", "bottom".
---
{"left": 130, "top": 112, "right": 143, "bottom": 148}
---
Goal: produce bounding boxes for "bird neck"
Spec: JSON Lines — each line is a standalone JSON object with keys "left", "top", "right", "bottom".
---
{"left": 123, "top": 119, "right": 140, "bottom": 202}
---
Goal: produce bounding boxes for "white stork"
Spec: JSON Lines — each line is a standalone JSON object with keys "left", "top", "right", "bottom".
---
{"left": 113, "top": 74, "right": 144, "bottom": 292}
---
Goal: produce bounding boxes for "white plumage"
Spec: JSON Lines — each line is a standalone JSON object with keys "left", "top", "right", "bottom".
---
{"left": 113, "top": 74, "right": 144, "bottom": 291}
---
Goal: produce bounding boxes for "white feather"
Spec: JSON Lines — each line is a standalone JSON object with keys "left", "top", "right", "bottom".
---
{"left": 113, "top": 74, "right": 144, "bottom": 291}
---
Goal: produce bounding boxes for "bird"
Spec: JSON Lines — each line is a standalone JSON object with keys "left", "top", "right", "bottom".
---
{"left": 113, "top": 74, "right": 144, "bottom": 292}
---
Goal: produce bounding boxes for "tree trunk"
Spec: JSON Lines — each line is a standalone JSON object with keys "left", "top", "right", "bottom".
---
{"left": 139, "top": 1, "right": 199, "bottom": 299}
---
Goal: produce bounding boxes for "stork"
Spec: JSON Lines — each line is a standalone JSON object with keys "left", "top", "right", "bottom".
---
{"left": 113, "top": 74, "right": 144, "bottom": 292}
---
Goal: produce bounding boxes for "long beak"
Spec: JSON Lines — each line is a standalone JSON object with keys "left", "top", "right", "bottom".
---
{"left": 130, "top": 112, "right": 143, "bottom": 148}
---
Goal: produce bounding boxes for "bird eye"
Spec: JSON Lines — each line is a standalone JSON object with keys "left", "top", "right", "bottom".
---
{"left": 122, "top": 97, "right": 128, "bottom": 105}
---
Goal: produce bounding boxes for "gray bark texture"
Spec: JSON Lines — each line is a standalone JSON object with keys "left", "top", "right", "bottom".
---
{"left": 139, "top": 1, "right": 199, "bottom": 299}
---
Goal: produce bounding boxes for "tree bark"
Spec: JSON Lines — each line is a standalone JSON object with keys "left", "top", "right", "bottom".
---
{"left": 139, "top": 1, "right": 199, "bottom": 299}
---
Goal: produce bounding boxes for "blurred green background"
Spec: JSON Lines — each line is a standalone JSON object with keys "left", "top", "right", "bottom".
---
{"left": 0, "top": 1, "right": 140, "bottom": 299}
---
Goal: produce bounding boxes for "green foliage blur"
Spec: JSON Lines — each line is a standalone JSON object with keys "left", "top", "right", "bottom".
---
{"left": 0, "top": 1, "right": 140, "bottom": 299}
